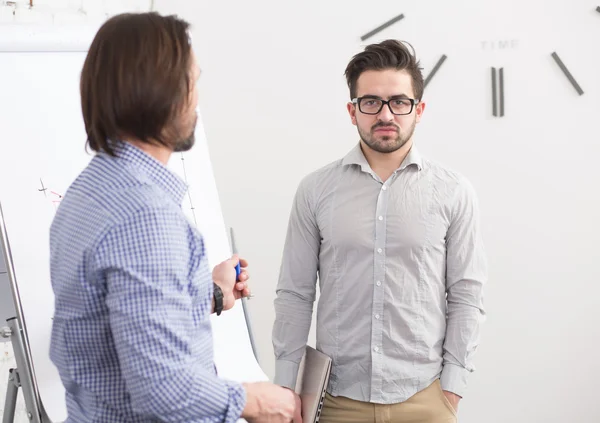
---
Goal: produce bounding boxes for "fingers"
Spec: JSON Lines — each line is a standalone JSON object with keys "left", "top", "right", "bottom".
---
{"left": 293, "top": 410, "right": 302, "bottom": 423}
{"left": 229, "top": 255, "right": 249, "bottom": 268}
{"left": 293, "top": 405, "right": 302, "bottom": 421}
{"left": 233, "top": 282, "right": 251, "bottom": 299}
{"left": 292, "top": 393, "right": 302, "bottom": 423}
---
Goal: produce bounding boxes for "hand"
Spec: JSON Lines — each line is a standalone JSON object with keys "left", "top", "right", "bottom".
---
{"left": 241, "top": 382, "right": 301, "bottom": 423}
{"left": 286, "top": 387, "right": 303, "bottom": 423}
{"left": 212, "top": 255, "right": 251, "bottom": 311}
{"left": 442, "top": 390, "right": 461, "bottom": 412}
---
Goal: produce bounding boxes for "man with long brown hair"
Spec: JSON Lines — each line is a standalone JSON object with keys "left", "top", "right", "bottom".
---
{"left": 50, "top": 12, "right": 299, "bottom": 423}
{"left": 273, "top": 40, "right": 487, "bottom": 423}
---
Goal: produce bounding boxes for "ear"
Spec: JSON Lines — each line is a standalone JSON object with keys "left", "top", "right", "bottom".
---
{"left": 415, "top": 100, "right": 426, "bottom": 123}
{"left": 347, "top": 101, "right": 357, "bottom": 125}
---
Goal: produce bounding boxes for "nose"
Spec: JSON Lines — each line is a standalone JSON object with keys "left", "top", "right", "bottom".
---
{"left": 377, "top": 103, "right": 394, "bottom": 121}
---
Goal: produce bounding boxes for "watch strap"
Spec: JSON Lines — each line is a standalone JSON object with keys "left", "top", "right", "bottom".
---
{"left": 213, "top": 283, "right": 224, "bottom": 316}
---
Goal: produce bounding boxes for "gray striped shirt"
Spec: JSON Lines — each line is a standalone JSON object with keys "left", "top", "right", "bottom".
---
{"left": 273, "top": 143, "right": 487, "bottom": 404}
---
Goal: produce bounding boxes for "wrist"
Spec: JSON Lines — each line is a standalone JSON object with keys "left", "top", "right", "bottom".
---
{"left": 241, "top": 383, "right": 259, "bottom": 419}
{"left": 214, "top": 278, "right": 234, "bottom": 298}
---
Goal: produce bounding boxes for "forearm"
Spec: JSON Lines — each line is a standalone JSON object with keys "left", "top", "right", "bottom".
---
{"left": 441, "top": 279, "right": 485, "bottom": 397}
{"left": 273, "top": 291, "right": 314, "bottom": 389}
{"left": 127, "top": 360, "right": 245, "bottom": 422}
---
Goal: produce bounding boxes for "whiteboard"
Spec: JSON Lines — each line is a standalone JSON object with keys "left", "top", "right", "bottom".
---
{"left": 0, "top": 34, "right": 265, "bottom": 422}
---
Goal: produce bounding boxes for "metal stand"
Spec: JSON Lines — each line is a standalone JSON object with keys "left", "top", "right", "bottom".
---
{"left": 0, "top": 203, "right": 52, "bottom": 422}
{"left": 229, "top": 228, "right": 259, "bottom": 364}
{"left": 3, "top": 368, "right": 20, "bottom": 423}
{"left": 240, "top": 298, "right": 259, "bottom": 364}
{"left": 1, "top": 318, "right": 45, "bottom": 423}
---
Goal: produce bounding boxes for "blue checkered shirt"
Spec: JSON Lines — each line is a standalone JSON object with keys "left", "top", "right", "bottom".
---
{"left": 49, "top": 142, "right": 245, "bottom": 422}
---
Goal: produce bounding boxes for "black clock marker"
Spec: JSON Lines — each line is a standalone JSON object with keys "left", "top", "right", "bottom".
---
{"left": 499, "top": 68, "right": 505, "bottom": 117}
{"left": 551, "top": 52, "right": 584, "bottom": 95}
{"left": 596, "top": 6, "right": 600, "bottom": 13}
{"left": 491, "top": 67, "right": 505, "bottom": 117}
{"left": 424, "top": 55, "right": 447, "bottom": 88}
{"left": 360, "top": 13, "right": 405, "bottom": 41}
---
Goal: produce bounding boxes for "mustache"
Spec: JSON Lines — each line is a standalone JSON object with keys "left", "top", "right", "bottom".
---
{"left": 372, "top": 122, "right": 399, "bottom": 131}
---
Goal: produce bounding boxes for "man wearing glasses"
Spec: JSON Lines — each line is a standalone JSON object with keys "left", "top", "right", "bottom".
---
{"left": 272, "top": 40, "right": 487, "bottom": 423}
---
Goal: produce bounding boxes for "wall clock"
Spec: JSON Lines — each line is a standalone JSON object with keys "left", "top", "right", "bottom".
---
{"left": 355, "top": 5, "right": 597, "bottom": 118}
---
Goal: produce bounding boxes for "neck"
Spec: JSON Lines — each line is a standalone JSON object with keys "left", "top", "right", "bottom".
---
{"left": 126, "top": 139, "right": 172, "bottom": 165}
{"left": 360, "top": 138, "right": 413, "bottom": 182}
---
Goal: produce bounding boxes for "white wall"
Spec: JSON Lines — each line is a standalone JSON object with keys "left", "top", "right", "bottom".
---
{"left": 156, "top": 1, "right": 600, "bottom": 423}
{"left": 2, "top": 1, "right": 600, "bottom": 422}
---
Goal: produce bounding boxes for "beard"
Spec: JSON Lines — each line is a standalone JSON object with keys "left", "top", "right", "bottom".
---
{"left": 172, "top": 114, "right": 197, "bottom": 152}
{"left": 358, "top": 118, "right": 416, "bottom": 154}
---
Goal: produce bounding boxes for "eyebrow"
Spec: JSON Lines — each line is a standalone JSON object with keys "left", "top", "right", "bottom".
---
{"left": 360, "top": 94, "right": 411, "bottom": 100}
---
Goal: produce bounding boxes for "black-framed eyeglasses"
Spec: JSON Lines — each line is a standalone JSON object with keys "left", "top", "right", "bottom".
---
{"left": 352, "top": 96, "right": 420, "bottom": 115}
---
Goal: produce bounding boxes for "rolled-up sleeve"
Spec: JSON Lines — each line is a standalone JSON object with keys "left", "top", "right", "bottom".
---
{"left": 273, "top": 176, "right": 320, "bottom": 390}
{"left": 441, "top": 177, "right": 487, "bottom": 398}
{"left": 97, "top": 207, "right": 245, "bottom": 422}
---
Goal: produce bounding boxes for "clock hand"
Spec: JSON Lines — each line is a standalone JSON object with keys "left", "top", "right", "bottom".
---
{"left": 499, "top": 67, "right": 505, "bottom": 117}
{"left": 361, "top": 13, "right": 404, "bottom": 41}
{"left": 491, "top": 67, "right": 505, "bottom": 118}
{"left": 424, "top": 54, "right": 447, "bottom": 89}
{"left": 551, "top": 52, "right": 584, "bottom": 96}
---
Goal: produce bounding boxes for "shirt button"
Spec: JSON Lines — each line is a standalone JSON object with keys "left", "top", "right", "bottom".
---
{"left": 382, "top": 186, "right": 387, "bottom": 191}
{"left": 376, "top": 281, "right": 381, "bottom": 286}
{"left": 377, "top": 248, "right": 382, "bottom": 253}
{"left": 373, "top": 346, "right": 379, "bottom": 353}
{"left": 375, "top": 314, "right": 380, "bottom": 319}
{"left": 378, "top": 216, "right": 383, "bottom": 221}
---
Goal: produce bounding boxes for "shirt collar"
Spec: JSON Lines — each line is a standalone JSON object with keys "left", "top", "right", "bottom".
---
{"left": 341, "top": 142, "right": 423, "bottom": 172}
{"left": 108, "top": 141, "right": 188, "bottom": 205}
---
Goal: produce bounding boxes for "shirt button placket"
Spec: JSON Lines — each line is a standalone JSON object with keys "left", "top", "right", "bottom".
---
{"left": 371, "top": 181, "right": 389, "bottom": 401}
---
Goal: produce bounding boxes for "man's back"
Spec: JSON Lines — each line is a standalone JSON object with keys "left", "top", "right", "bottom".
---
{"left": 49, "top": 143, "right": 242, "bottom": 422}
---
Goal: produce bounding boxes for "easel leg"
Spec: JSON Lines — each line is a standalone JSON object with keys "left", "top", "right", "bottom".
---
{"left": 2, "top": 368, "right": 19, "bottom": 423}
{"left": 2, "top": 319, "right": 43, "bottom": 423}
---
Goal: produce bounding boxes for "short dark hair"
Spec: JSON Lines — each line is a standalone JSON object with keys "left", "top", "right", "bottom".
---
{"left": 81, "top": 12, "right": 193, "bottom": 156}
{"left": 344, "top": 39, "right": 424, "bottom": 101}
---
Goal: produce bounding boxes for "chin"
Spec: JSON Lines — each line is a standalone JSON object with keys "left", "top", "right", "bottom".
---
{"left": 173, "top": 135, "right": 195, "bottom": 152}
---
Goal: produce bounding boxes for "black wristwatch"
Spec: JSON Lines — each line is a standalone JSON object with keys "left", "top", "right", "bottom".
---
{"left": 213, "top": 283, "right": 224, "bottom": 316}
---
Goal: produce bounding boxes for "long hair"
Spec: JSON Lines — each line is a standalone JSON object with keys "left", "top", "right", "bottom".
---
{"left": 80, "top": 12, "right": 193, "bottom": 156}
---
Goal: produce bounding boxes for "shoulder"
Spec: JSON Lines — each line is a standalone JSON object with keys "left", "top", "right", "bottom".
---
{"left": 73, "top": 154, "right": 175, "bottom": 222}
{"left": 422, "top": 157, "right": 469, "bottom": 185}
{"left": 419, "top": 157, "right": 480, "bottom": 222}
{"left": 422, "top": 157, "right": 477, "bottom": 197}
{"left": 295, "top": 158, "right": 344, "bottom": 200}
{"left": 59, "top": 154, "right": 187, "bottom": 250}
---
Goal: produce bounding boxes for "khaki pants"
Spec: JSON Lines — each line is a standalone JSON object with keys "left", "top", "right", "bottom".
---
{"left": 319, "top": 379, "right": 457, "bottom": 423}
